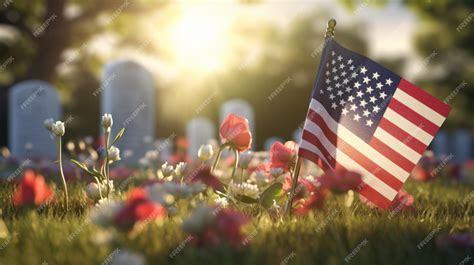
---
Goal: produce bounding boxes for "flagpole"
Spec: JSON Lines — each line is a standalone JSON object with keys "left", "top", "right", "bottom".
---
{"left": 285, "top": 18, "right": 337, "bottom": 218}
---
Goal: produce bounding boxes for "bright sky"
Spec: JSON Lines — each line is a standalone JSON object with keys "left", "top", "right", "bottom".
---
{"left": 0, "top": 0, "right": 422, "bottom": 80}
{"left": 126, "top": 0, "right": 421, "bottom": 81}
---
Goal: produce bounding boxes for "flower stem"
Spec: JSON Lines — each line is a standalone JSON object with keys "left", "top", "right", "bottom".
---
{"left": 231, "top": 148, "right": 239, "bottom": 180}
{"left": 104, "top": 130, "right": 110, "bottom": 198}
{"left": 211, "top": 145, "right": 224, "bottom": 172}
{"left": 57, "top": 136, "right": 68, "bottom": 212}
{"left": 94, "top": 176, "right": 103, "bottom": 200}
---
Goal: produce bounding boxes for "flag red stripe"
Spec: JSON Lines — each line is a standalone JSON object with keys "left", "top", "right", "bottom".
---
{"left": 398, "top": 79, "right": 451, "bottom": 117}
{"left": 300, "top": 147, "right": 393, "bottom": 209}
{"left": 301, "top": 130, "right": 336, "bottom": 168}
{"left": 388, "top": 98, "right": 439, "bottom": 136}
{"left": 378, "top": 118, "right": 426, "bottom": 154}
{"left": 304, "top": 112, "right": 404, "bottom": 191}
{"left": 357, "top": 183, "right": 392, "bottom": 209}
{"left": 369, "top": 137, "right": 416, "bottom": 173}
{"left": 307, "top": 109, "right": 337, "bottom": 144}
{"left": 298, "top": 147, "right": 331, "bottom": 171}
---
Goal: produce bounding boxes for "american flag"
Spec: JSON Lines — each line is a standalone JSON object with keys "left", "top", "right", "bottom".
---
{"left": 299, "top": 39, "right": 451, "bottom": 208}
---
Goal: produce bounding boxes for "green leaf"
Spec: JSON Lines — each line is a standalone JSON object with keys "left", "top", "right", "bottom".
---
{"left": 71, "top": 159, "right": 88, "bottom": 171}
{"left": 260, "top": 182, "right": 283, "bottom": 209}
{"left": 70, "top": 159, "right": 95, "bottom": 176}
{"left": 111, "top": 128, "right": 125, "bottom": 146}
{"left": 235, "top": 194, "right": 258, "bottom": 204}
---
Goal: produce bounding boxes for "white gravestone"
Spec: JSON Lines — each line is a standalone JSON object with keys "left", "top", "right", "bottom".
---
{"left": 220, "top": 99, "right": 255, "bottom": 148}
{"left": 431, "top": 130, "right": 448, "bottom": 158}
{"left": 101, "top": 60, "right": 155, "bottom": 163}
{"left": 452, "top": 130, "right": 471, "bottom": 164}
{"left": 292, "top": 128, "right": 303, "bottom": 143}
{"left": 8, "top": 80, "right": 61, "bottom": 158}
{"left": 186, "top": 117, "right": 215, "bottom": 160}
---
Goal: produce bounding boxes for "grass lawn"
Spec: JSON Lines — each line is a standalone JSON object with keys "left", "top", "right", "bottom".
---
{"left": 0, "top": 178, "right": 473, "bottom": 265}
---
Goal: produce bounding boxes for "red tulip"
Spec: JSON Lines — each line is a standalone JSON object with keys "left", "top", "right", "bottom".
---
{"left": 114, "top": 188, "right": 167, "bottom": 230}
{"left": 319, "top": 168, "right": 363, "bottom": 193}
{"left": 270, "top": 141, "right": 297, "bottom": 171}
{"left": 219, "top": 114, "right": 252, "bottom": 152}
{"left": 13, "top": 170, "right": 54, "bottom": 208}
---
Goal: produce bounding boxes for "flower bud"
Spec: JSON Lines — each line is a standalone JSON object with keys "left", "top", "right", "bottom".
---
{"left": 174, "top": 162, "right": 187, "bottom": 177}
{"left": 108, "top": 146, "right": 121, "bottom": 163}
{"left": 161, "top": 162, "right": 174, "bottom": 177}
{"left": 197, "top": 144, "right": 214, "bottom": 161}
{"left": 101, "top": 113, "right": 113, "bottom": 130}
{"left": 85, "top": 182, "right": 101, "bottom": 201}
{"left": 51, "top": 121, "right": 65, "bottom": 137}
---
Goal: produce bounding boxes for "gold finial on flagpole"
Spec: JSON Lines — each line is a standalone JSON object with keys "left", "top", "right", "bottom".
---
{"left": 325, "top": 18, "right": 337, "bottom": 38}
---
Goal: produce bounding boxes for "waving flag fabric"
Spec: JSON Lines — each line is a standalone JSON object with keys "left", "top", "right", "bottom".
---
{"left": 299, "top": 39, "right": 451, "bottom": 208}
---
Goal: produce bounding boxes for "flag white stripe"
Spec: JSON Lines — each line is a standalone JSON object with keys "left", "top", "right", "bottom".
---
{"left": 373, "top": 127, "right": 422, "bottom": 166}
{"left": 298, "top": 143, "right": 331, "bottom": 168}
{"left": 301, "top": 137, "right": 398, "bottom": 200}
{"left": 308, "top": 99, "right": 409, "bottom": 180}
{"left": 393, "top": 89, "right": 445, "bottom": 126}
{"left": 384, "top": 108, "right": 433, "bottom": 145}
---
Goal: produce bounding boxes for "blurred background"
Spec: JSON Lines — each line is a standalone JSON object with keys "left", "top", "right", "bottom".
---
{"left": 0, "top": 0, "right": 472, "bottom": 150}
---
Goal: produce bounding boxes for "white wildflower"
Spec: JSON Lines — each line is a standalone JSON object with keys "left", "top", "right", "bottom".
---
{"left": 229, "top": 182, "right": 260, "bottom": 199}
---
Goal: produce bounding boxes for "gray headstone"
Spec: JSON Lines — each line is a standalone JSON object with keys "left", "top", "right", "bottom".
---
{"left": 101, "top": 60, "right": 155, "bottom": 163}
{"left": 452, "top": 130, "right": 471, "bottom": 164}
{"left": 431, "top": 130, "right": 448, "bottom": 158}
{"left": 264, "top": 137, "right": 284, "bottom": 151}
{"left": 292, "top": 128, "right": 303, "bottom": 143}
{"left": 220, "top": 99, "right": 255, "bottom": 148}
{"left": 186, "top": 117, "right": 215, "bottom": 160}
{"left": 8, "top": 80, "right": 61, "bottom": 158}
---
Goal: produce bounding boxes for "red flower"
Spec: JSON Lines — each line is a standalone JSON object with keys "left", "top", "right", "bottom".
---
{"left": 189, "top": 166, "right": 224, "bottom": 192}
{"left": 191, "top": 207, "right": 249, "bottom": 246}
{"left": 293, "top": 188, "right": 327, "bottom": 216}
{"left": 410, "top": 165, "right": 432, "bottom": 182}
{"left": 219, "top": 114, "right": 252, "bottom": 152}
{"left": 283, "top": 175, "right": 315, "bottom": 200}
{"left": 319, "top": 168, "right": 363, "bottom": 193}
{"left": 114, "top": 188, "right": 166, "bottom": 230}
{"left": 13, "top": 170, "right": 54, "bottom": 208}
{"left": 176, "top": 137, "right": 189, "bottom": 150}
{"left": 215, "top": 208, "right": 249, "bottom": 245}
{"left": 270, "top": 141, "right": 297, "bottom": 171}
{"left": 283, "top": 175, "right": 327, "bottom": 215}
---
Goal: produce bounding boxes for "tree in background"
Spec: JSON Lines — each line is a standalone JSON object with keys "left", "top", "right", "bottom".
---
{"left": 0, "top": 0, "right": 167, "bottom": 144}
{"left": 403, "top": 0, "right": 474, "bottom": 130}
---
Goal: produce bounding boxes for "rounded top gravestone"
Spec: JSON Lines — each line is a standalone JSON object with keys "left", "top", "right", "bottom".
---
{"left": 220, "top": 99, "right": 255, "bottom": 148}
{"left": 8, "top": 80, "right": 61, "bottom": 158}
{"left": 101, "top": 60, "right": 155, "bottom": 163}
{"left": 186, "top": 117, "right": 215, "bottom": 160}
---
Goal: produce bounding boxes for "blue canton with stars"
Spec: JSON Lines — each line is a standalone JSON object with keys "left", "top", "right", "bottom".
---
{"left": 312, "top": 40, "right": 401, "bottom": 142}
